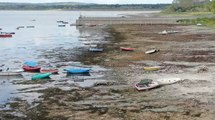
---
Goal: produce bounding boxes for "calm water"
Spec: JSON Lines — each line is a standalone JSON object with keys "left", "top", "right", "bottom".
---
{"left": 0, "top": 11, "right": 154, "bottom": 107}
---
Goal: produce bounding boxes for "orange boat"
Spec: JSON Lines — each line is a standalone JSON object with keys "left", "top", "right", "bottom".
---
{"left": 120, "top": 47, "right": 134, "bottom": 51}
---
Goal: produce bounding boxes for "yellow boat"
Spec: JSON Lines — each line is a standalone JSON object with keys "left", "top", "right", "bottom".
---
{"left": 143, "top": 66, "right": 161, "bottom": 71}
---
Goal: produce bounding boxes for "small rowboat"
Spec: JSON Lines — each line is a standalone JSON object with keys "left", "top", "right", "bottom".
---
{"left": 0, "top": 33, "right": 12, "bottom": 38}
{"left": 40, "top": 69, "right": 59, "bottom": 74}
{"left": 143, "top": 66, "right": 161, "bottom": 71}
{"left": 22, "top": 66, "right": 41, "bottom": 72}
{"left": 145, "top": 49, "right": 159, "bottom": 54}
{"left": 58, "top": 25, "right": 66, "bottom": 27}
{"left": 32, "top": 73, "right": 52, "bottom": 80}
{"left": 89, "top": 48, "right": 103, "bottom": 52}
{"left": 120, "top": 47, "right": 134, "bottom": 51}
{"left": 66, "top": 68, "right": 91, "bottom": 74}
{"left": 156, "top": 78, "right": 183, "bottom": 85}
{"left": 135, "top": 79, "right": 159, "bottom": 91}
{"left": 0, "top": 72, "right": 22, "bottom": 76}
{"left": 0, "top": 69, "right": 23, "bottom": 76}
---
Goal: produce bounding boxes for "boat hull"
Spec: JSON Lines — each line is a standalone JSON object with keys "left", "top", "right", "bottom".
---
{"left": 66, "top": 68, "right": 90, "bottom": 74}
{"left": 0, "top": 72, "right": 22, "bottom": 76}
{"left": 40, "top": 69, "right": 58, "bottom": 74}
{"left": 0, "top": 34, "right": 12, "bottom": 37}
{"left": 135, "top": 81, "right": 159, "bottom": 91}
{"left": 32, "top": 73, "right": 52, "bottom": 80}
{"left": 120, "top": 47, "right": 134, "bottom": 51}
{"left": 89, "top": 48, "right": 103, "bottom": 52}
{"left": 156, "top": 78, "right": 182, "bottom": 85}
{"left": 23, "top": 66, "right": 41, "bottom": 72}
{"left": 143, "top": 66, "right": 161, "bottom": 71}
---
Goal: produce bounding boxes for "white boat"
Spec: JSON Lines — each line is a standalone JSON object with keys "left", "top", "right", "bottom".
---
{"left": 0, "top": 72, "right": 22, "bottom": 76}
{"left": 156, "top": 78, "right": 182, "bottom": 85}
{"left": 158, "top": 30, "right": 168, "bottom": 35}
{"left": 135, "top": 79, "right": 159, "bottom": 91}
{"left": 145, "top": 49, "right": 159, "bottom": 54}
{"left": 0, "top": 69, "right": 23, "bottom": 76}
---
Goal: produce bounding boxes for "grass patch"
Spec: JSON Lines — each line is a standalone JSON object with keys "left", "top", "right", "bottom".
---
{"left": 177, "top": 17, "right": 215, "bottom": 28}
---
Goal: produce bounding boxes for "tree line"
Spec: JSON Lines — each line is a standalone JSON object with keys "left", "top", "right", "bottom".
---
{"left": 0, "top": 3, "right": 170, "bottom": 10}
{"left": 166, "top": 0, "right": 215, "bottom": 13}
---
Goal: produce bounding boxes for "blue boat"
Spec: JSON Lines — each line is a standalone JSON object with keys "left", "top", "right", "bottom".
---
{"left": 66, "top": 68, "right": 91, "bottom": 74}
{"left": 89, "top": 48, "right": 104, "bottom": 52}
{"left": 24, "top": 61, "right": 38, "bottom": 67}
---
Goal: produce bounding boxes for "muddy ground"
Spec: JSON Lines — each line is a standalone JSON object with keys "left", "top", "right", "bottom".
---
{"left": 1, "top": 23, "right": 215, "bottom": 120}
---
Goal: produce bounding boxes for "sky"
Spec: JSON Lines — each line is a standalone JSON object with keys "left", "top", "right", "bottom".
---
{"left": 0, "top": 0, "right": 173, "bottom": 4}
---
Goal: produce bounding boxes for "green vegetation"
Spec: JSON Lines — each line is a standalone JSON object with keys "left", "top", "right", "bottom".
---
{"left": 164, "top": 0, "right": 211, "bottom": 13}
{"left": 0, "top": 2, "right": 170, "bottom": 10}
{"left": 177, "top": 17, "right": 215, "bottom": 27}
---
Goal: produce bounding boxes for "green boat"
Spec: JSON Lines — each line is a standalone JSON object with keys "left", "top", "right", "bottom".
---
{"left": 32, "top": 73, "right": 52, "bottom": 80}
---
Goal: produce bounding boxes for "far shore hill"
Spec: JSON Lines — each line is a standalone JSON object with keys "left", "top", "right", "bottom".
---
{"left": 0, "top": 2, "right": 170, "bottom": 10}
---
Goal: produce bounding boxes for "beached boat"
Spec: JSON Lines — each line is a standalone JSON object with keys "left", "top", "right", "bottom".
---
{"left": 89, "top": 48, "right": 104, "bottom": 52}
{"left": 26, "top": 26, "right": 35, "bottom": 28}
{"left": 40, "top": 69, "right": 59, "bottom": 74}
{"left": 0, "top": 33, "right": 12, "bottom": 38}
{"left": 32, "top": 73, "right": 52, "bottom": 80}
{"left": 57, "top": 20, "right": 64, "bottom": 23}
{"left": 62, "top": 22, "right": 69, "bottom": 24}
{"left": 0, "top": 71, "right": 22, "bottom": 76}
{"left": 135, "top": 79, "right": 159, "bottom": 91}
{"left": 0, "top": 69, "right": 23, "bottom": 76}
{"left": 1, "top": 32, "right": 15, "bottom": 34}
{"left": 58, "top": 25, "right": 66, "bottom": 27}
{"left": 156, "top": 78, "right": 183, "bottom": 85}
{"left": 16, "top": 26, "right": 24, "bottom": 30}
{"left": 158, "top": 30, "right": 168, "bottom": 35}
{"left": 120, "top": 47, "right": 135, "bottom": 51}
{"left": 22, "top": 66, "right": 41, "bottom": 72}
{"left": 143, "top": 66, "right": 161, "bottom": 71}
{"left": 145, "top": 49, "right": 159, "bottom": 54}
{"left": 66, "top": 68, "right": 91, "bottom": 74}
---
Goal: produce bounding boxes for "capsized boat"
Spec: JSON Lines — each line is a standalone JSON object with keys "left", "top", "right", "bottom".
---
{"left": 22, "top": 65, "right": 41, "bottom": 72}
{"left": 120, "top": 47, "right": 135, "bottom": 51}
{"left": 89, "top": 48, "right": 104, "bottom": 52}
{"left": 32, "top": 73, "right": 52, "bottom": 80}
{"left": 40, "top": 69, "right": 59, "bottom": 74}
{"left": 66, "top": 68, "right": 91, "bottom": 74}
{"left": 156, "top": 78, "right": 183, "bottom": 85}
{"left": 143, "top": 66, "right": 161, "bottom": 71}
{"left": 135, "top": 79, "right": 159, "bottom": 91}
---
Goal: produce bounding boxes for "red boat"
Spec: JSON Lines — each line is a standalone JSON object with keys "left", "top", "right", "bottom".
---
{"left": 0, "top": 34, "right": 12, "bottom": 38}
{"left": 120, "top": 47, "right": 135, "bottom": 51}
{"left": 22, "top": 65, "right": 41, "bottom": 72}
{"left": 40, "top": 69, "right": 59, "bottom": 74}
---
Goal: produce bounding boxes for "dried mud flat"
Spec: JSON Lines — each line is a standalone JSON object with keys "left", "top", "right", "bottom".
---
{"left": 2, "top": 24, "right": 215, "bottom": 120}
